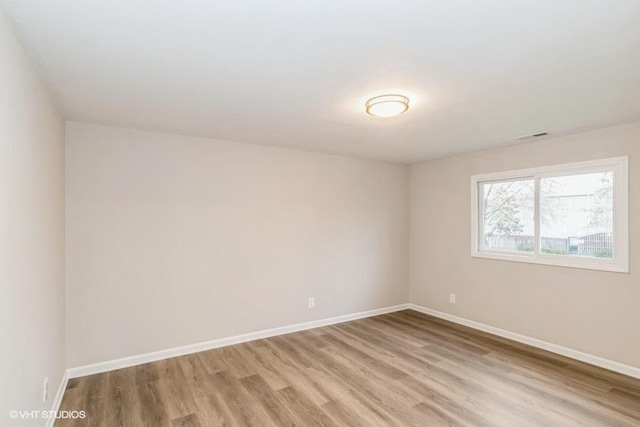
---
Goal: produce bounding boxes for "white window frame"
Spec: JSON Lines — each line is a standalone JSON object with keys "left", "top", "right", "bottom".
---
{"left": 470, "top": 157, "right": 629, "bottom": 273}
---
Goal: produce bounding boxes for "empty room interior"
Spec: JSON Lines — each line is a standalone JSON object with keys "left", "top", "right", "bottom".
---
{"left": 2, "top": 1, "right": 640, "bottom": 426}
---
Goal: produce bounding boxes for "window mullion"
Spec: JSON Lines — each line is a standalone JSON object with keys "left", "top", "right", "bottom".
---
{"left": 478, "top": 182, "right": 484, "bottom": 252}
{"left": 534, "top": 176, "right": 541, "bottom": 257}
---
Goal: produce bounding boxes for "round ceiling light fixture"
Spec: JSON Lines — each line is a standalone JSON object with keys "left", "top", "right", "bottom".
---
{"left": 365, "top": 94, "right": 409, "bottom": 118}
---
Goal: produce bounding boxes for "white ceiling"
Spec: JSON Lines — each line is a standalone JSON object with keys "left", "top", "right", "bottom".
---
{"left": 3, "top": 0, "right": 640, "bottom": 163}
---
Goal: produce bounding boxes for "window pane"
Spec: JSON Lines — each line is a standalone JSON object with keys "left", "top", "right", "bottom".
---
{"left": 480, "top": 179, "right": 534, "bottom": 253}
{"left": 540, "top": 172, "right": 613, "bottom": 258}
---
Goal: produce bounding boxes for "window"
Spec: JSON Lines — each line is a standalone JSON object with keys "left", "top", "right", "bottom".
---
{"left": 471, "top": 157, "right": 628, "bottom": 273}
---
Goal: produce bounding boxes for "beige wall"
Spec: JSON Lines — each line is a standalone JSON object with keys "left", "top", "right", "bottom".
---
{"left": 0, "top": 5, "right": 66, "bottom": 423}
{"left": 65, "top": 122, "right": 409, "bottom": 367}
{"left": 410, "top": 122, "right": 639, "bottom": 369}
{"left": 66, "top": 120, "right": 638, "bottom": 370}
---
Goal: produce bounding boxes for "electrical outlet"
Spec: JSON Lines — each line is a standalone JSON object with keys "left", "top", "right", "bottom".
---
{"left": 308, "top": 297, "right": 315, "bottom": 309}
{"left": 449, "top": 293, "right": 456, "bottom": 304}
{"left": 43, "top": 377, "right": 49, "bottom": 403}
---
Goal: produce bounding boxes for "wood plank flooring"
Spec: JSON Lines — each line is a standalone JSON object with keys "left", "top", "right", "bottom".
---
{"left": 56, "top": 310, "right": 640, "bottom": 426}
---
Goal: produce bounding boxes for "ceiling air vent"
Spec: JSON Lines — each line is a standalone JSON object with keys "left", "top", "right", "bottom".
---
{"left": 515, "top": 132, "right": 548, "bottom": 141}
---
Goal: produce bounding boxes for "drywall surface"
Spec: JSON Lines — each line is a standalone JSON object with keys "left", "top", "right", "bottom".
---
{"left": 66, "top": 122, "right": 409, "bottom": 367}
{"left": 410, "top": 122, "right": 640, "bottom": 368}
{"left": 0, "top": 5, "right": 65, "bottom": 425}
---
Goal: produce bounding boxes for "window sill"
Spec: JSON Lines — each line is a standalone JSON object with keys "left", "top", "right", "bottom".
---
{"left": 471, "top": 250, "right": 629, "bottom": 273}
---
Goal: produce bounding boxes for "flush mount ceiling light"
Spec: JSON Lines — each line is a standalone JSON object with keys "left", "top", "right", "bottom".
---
{"left": 365, "top": 94, "right": 409, "bottom": 117}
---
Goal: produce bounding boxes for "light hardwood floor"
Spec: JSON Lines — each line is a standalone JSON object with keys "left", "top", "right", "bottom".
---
{"left": 57, "top": 310, "right": 640, "bottom": 426}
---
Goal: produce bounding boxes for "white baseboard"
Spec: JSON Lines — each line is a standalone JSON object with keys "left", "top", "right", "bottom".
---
{"left": 45, "top": 370, "right": 69, "bottom": 427}
{"left": 67, "top": 303, "right": 410, "bottom": 379}
{"left": 66, "top": 302, "right": 638, "bottom": 381}
{"left": 408, "top": 304, "right": 640, "bottom": 379}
